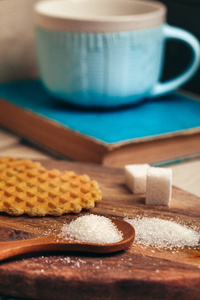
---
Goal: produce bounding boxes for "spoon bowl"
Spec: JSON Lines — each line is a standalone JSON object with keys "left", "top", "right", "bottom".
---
{"left": 0, "top": 218, "right": 135, "bottom": 261}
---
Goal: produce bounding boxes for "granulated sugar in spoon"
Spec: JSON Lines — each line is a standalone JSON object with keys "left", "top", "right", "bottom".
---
{"left": 0, "top": 215, "right": 135, "bottom": 261}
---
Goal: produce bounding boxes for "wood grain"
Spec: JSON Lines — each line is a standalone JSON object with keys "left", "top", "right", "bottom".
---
{"left": 0, "top": 159, "right": 199, "bottom": 300}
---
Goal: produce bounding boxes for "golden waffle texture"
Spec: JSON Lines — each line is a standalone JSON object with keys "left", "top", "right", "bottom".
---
{"left": 0, "top": 157, "right": 102, "bottom": 216}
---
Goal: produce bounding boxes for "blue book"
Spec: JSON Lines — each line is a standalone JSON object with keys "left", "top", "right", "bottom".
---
{"left": 0, "top": 79, "right": 200, "bottom": 167}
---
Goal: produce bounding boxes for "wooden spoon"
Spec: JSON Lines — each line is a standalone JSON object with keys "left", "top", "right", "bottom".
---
{"left": 0, "top": 218, "right": 135, "bottom": 261}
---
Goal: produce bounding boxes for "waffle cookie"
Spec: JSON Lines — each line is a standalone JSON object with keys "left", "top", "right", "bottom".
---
{"left": 0, "top": 158, "right": 102, "bottom": 216}
{"left": 0, "top": 157, "right": 45, "bottom": 173}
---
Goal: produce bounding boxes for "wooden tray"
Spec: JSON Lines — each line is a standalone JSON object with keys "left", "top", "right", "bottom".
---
{"left": 0, "top": 160, "right": 199, "bottom": 300}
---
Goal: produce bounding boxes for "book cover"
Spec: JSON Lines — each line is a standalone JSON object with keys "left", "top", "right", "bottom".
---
{"left": 0, "top": 79, "right": 200, "bottom": 167}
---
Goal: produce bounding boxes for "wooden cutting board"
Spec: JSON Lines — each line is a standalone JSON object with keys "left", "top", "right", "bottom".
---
{"left": 0, "top": 160, "right": 199, "bottom": 300}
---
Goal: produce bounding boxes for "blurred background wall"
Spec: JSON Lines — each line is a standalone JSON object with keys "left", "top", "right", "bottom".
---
{"left": 0, "top": 0, "right": 38, "bottom": 83}
{"left": 0, "top": 0, "right": 199, "bottom": 94}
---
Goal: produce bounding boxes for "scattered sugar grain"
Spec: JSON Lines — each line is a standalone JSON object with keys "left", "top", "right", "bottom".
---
{"left": 61, "top": 214, "right": 123, "bottom": 245}
{"left": 125, "top": 217, "right": 200, "bottom": 249}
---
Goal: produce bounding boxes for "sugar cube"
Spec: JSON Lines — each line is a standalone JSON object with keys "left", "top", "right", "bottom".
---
{"left": 125, "top": 164, "right": 150, "bottom": 194}
{"left": 146, "top": 167, "right": 172, "bottom": 206}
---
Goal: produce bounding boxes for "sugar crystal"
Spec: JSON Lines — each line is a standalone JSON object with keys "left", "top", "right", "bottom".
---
{"left": 61, "top": 214, "right": 123, "bottom": 244}
{"left": 125, "top": 217, "right": 200, "bottom": 249}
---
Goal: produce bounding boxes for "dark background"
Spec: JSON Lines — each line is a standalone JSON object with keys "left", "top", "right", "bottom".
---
{"left": 161, "top": 0, "right": 200, "bottom": 95}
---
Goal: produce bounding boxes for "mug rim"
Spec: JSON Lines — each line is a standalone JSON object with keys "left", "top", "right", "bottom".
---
{"left": 35, "top": 0, "right": 166, "bottom": 32}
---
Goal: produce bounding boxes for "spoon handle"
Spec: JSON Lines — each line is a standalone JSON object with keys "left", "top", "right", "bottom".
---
{"left": 0, "top": 234, "right": 60, "bottom": 261}
{"left": 0, "top": 219, "right": 135, "bottom": 261}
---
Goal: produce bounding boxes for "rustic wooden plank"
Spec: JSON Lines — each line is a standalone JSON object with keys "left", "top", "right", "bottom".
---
{"left": 0, "top": 159, "right": 199, "bottom": 300}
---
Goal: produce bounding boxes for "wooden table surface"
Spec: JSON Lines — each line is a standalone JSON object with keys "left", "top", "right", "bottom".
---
{"left": 0, "top": 127, "right": 199, "bottom": 300}
{"left": 0, "top": 128, "right": 199, "bottom": 198}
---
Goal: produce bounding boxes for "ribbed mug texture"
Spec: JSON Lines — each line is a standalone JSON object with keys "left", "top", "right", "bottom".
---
{"left": 36, "top": 26, "right": 164, "bottom": 107}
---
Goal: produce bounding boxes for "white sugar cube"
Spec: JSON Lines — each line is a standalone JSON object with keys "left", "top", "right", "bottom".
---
{"left": 125, "top": 164, "right": 150, "bottom": 194}
{"left": 146, "top": 167, "right": 172, "bottom": 206}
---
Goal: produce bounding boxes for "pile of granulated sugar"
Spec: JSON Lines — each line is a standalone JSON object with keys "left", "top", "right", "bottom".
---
{"left": 124, "top": 217, "right": 200, "bottom": 249}
{"left": 60, "top": 214, "right": 123, "bottom": 245}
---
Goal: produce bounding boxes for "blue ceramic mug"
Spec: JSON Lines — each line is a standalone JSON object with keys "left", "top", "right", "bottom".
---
{"left": 35, "top": 0, "right": 200, "bottom": 108}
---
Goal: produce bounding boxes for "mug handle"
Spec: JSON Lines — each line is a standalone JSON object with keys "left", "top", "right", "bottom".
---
{"left": 150, "top": 24, "right": 200, "bottom": 97}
